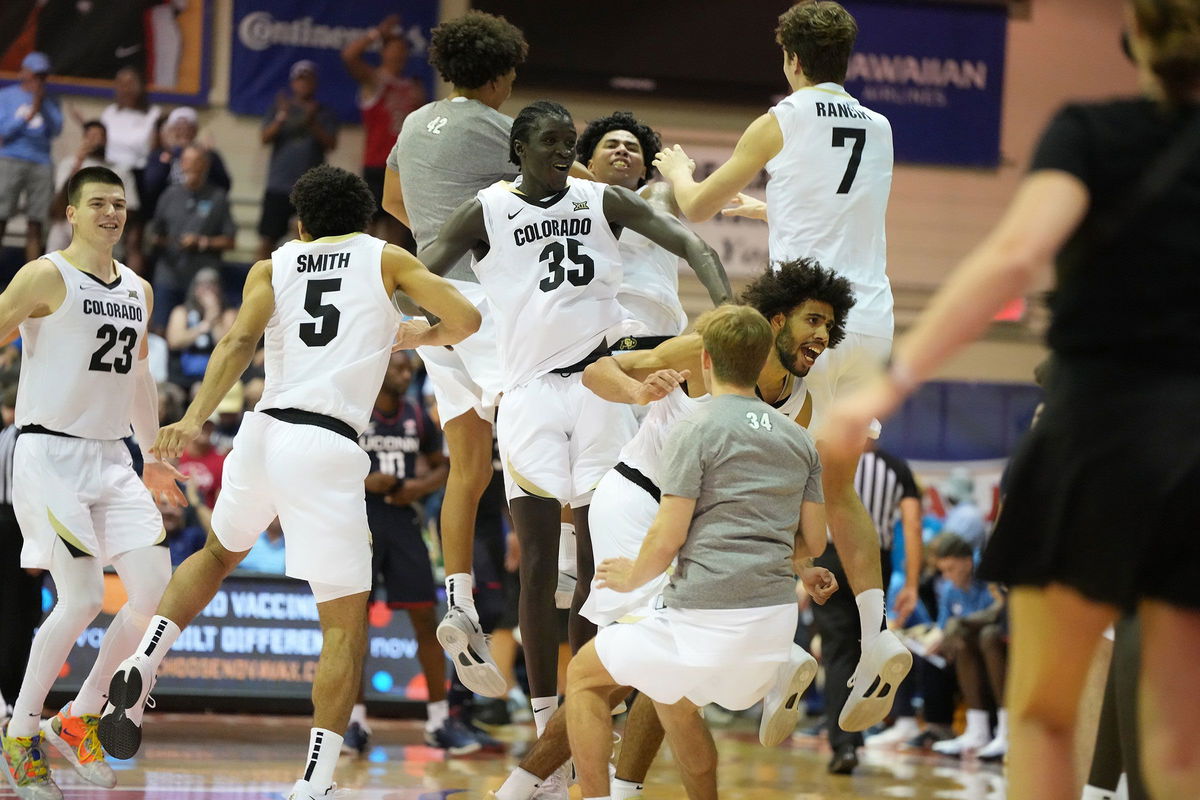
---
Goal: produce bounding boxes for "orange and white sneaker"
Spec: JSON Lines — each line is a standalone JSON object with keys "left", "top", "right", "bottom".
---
{"left": 40, "top": 704, "right": 116, "bottom": 788}
{"left": 2, "top": 731, "right": 62, "bottom": 800}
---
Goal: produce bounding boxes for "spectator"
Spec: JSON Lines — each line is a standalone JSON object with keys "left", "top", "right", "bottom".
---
{"left": 158, "top": 380, "right": 186, "bottom": 427}
{"left": 0, "top": 51, "right": 62, "bottom": 261}
{"left": 342, "top": 14, "right": 423, "bottom": 246}
{"left": 178, "top": 415, "right": 226, "bottom": 509}
{"left": 238, "top": 518, "right": 286, "bottom": 575}
{"left": 166, "top": 267, "right": 235, "bottom": 387}
{"left": 100, "top": 66, "right": 160, "bottom": 275}
{"left": 207, "top": 381, "right": 245, "bottom": 454}
{"left": 942, "top": 469, "right": 987, "bottom": 554}
{"left": 256, "top": 60, "right": 338, "bottom": 260}
{"left": 46, "top": 120, "right": 140, "bottom": 252}
{"left": 142, "top": 107, "right": 232, "bottom": 217}
{"left": 150, "top": 144, "right": 235, "bottom": 328}
{"left": 159, "top": 496, "right": 206, "bottom": 568}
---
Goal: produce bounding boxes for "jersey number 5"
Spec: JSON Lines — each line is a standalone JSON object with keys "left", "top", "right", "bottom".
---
{"left": 88, "top": 324, "right": 137, "bottom": 374}
{"left": 300, "top": 278, "right": 342, "bottom": 347}
{"left": 538, "top": 238, "right": 595, "bottom": 292}
{"left": 831, "top": 127, "right": 866, "bottom": 194}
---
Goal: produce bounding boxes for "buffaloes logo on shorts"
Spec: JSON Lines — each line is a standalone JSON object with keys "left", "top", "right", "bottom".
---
{"left": 616, "top": 336, "right": 638, "bottom": 351}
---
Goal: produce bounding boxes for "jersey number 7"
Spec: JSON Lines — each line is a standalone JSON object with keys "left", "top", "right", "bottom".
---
{"left": 832, "top": 127, "right": 866, "bottom": 194}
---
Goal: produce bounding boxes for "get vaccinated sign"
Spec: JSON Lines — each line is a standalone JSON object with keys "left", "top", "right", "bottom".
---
{"left": 843, "top": 1, "right": 1008, "bottom": 167}
{"left": 229, "top": 0, "right": 438, "bottom": 123}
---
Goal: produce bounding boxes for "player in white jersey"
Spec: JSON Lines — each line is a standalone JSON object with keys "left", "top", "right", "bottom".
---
{"left": 489, "top": 259, "right": 851, "bottom": 800}
{"left": 0, "top": 166, "right": 186, "bottom": 800}
{"left": 652, "top": 1, "right": 910, "bottom": 738}
{"left": 419, "top": 100, "right": 731, "bottom": 736}
{"left": 95, "top": 166, "right": 480, "bottom": 800}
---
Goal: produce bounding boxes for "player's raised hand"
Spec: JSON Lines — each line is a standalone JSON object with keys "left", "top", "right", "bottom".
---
{"left": 595, "top": 557, "right": 636, "bottom": 592}
{"left": 798, "top": 566, "right": 838, "bottom": 605}
{"left": 143, "top": 460, "right": 189, "bottom": 507}
{"left": 653, "top": 144, "right": 696, "bottom": 183}
{"left": 152, "top": 419, "right": 202, "bottom": 461}
{"left": 392, "top": 318, "right": 432, "bottom": 351}
{"left": 632, "top": 368, "right": 690, "bottom": 405}
{"left": 720, "top": 193, "right": 768, "bottom": 221}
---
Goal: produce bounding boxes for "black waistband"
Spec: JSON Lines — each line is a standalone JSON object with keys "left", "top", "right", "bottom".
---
{"left": 614, "top": 461, "right": 660, "bottom": 503}
{"left": 551, "top": 340, "right": 611, "bottom": 377}
{"left": 18, "top": 425, "right": 78, "bottom": 438}
{"left": 261, "top": 408, "right": 357, "bottom": 441}
{"left": 611, "top": 335, "right": 671, "bottom": 353}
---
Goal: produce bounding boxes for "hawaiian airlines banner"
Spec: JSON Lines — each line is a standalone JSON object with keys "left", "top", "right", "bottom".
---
{"left": 842, "top": 1, "right": 1007, "bottom": 167}
{"left": 229, "top": 0, "right": 437, "bottom": 123}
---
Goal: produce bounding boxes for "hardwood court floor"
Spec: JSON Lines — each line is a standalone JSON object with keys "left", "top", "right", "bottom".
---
{"left": 2, "top": 714, "right": 1006, "bottom": 799}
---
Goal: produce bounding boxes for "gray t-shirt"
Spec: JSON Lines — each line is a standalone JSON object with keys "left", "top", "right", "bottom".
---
{"left": 388, "top": 97, "right": 517, "bottom": 282}
{"left": 659, "top": 393, "right": 824, "bottom": 610}
{"left": 262, "top": 101, "right": 338, "bottom": 193}
{"left": 152, "top": 183, "right": 236, "bottom": 290}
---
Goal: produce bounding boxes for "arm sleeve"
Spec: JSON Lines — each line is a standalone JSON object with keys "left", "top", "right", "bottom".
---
{"left": 657, "top": 419, "right": 705, "bottom": 499}
{"left": 130, "top": 355, "right": 161, "bottom": 463}
{"left": 894, "top": 458, "right": 920, "bottom": 499}
{"left": 386, "top": 139, "right": 400, "bottom": 173}
{"left": 1030, "top": 104, "right": 1092, "bottom": 185}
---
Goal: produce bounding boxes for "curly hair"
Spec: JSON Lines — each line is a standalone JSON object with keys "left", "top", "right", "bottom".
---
{"left": 740, "top": 258, "right": 856, "bottom": 348}
{"left": 509, "top": 100, "right": 573, "bottom": 165}
{"left": 775, "top": 1, "right": 858, "bottom": 85}
{"left": 290, "top": 165, "right": 376, "bottom": 240}
{"left": 576, "top": 111, "right": 662, "bottom": 186}
{"left": 429, "top": 11, "right": 529, "bottom": 90}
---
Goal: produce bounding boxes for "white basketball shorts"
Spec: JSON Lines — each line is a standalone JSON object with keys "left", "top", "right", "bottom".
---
{"left": 211, "top": 411, "right": 372, "bottom": 595}
{"left": 805, "top": 330, "right": 892, "bottom": 439}
{"left": 13, "top": 434, "right": 163, "bottom": 569}
{"left": 497, "top": 371, "right": 638, "bottom": 507}
{"left": 417, "top": 280, "right": 504, "bottom": 426}
{"left": 595, "top": 603, "right": 798, "bottom": 709}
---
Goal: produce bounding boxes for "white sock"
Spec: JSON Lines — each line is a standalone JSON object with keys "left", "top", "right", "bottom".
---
{"left": 446, "top": 572, "right": 477, "bottom": 618}
{"left": 855, "top": 589, "right": 886, "bottom": 649}
{"left": 965, "top": 708, "right": 991, "bottom": 742}
{"left": 611, "top": 777, "right": 644, "bottom": 800}
{"left": 495, "top": 767, "right": 544, "bottom": 800}
{"left": 1081, "top": 786, "right": 1119, "bottom": 800}
{"left": 301, "top": 727, "right": 342, "bottom": 792}
{"left": 531, "top": 695, "right": 558, "bottom": 738}
{"left": 138, "top": 615, "right": 182, "bottom": 672}
{"left": 426, "top": 699, "right": 449, "bottom": 731}
{"left": 350, "top": 702, "right": 368, "bottom": 729}
{"left": 559, "top": 523, "right": 577, "bottom": 575}
{"left": 584, "top": 796, "right": 612, "bottom": 800}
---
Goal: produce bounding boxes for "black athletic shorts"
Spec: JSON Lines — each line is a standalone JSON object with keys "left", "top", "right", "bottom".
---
{"left": 258, "top": 190, "right": 295, "bottom": 242}
{"left": 367, "top": 503, "right": 436, "bottom": 608}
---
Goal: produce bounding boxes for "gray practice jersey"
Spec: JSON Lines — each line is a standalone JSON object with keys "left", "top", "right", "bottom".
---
{"left": 658, "top": 394, "right": 823, "bottom": 610}
{"left": 388, "top": 97, "right": 518, "bottom": 282}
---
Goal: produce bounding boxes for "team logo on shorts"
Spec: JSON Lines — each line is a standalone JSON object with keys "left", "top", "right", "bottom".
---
{"left": 573, "top": 201, "right": 589, "bottom": 211}
{"left": 618, "top": 336, "right": 637, "bottom": 351}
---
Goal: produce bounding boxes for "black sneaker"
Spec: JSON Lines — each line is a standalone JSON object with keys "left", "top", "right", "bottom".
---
{"left": 906, "top": 725, "right": 953, "bottom": 750}
{"left": 828, "top": 744, "right": 859, "bottom": 775}
{"left": 464, "top": 720, "right": 505, "bottom": 753}
{"left": 424, "top": 717, "right": 482, "bottom": 756}
{"left": 341, "top": 721, "right": 370, "bottom": 756}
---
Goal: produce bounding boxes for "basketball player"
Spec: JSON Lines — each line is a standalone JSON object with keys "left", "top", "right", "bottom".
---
{"left": 653, "top": 0, "right": 909, "bottom": 732}
{"left": 419, "top": 100, "right": 731, "bottom": 737}
{"left": 382, "top": 10, "right": 528, "bottom": 697}
{"left": 571, "top": 305, "right": 825, "bottom": 800}
{"left": 0, "top": 165, "right": 186, "bottom": 800}
{"left": 96, "top": 166, "right": 481, "bottom": 800}
{"left": 491, "top": 258, "right": 851, "bottom": 800}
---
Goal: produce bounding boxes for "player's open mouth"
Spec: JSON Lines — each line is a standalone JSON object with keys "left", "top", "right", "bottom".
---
{"left": 612, "top": 157, "right": 630, "bottom": 169}
{"left": 552, "top": 162, "right": 570, "bottom": 172}
{"left": 99, "top": 223, "right": 120, "bottom": 230}
{"left": 801, "top": 345, "right": 823, "bottom": 365}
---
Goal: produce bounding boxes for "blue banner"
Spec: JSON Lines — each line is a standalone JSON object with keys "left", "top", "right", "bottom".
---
{"left": 843, "top": 1, "right": 1008, "bottom": 167}
{"left": 229, "top": 0, "right": 438, "bottom": 124}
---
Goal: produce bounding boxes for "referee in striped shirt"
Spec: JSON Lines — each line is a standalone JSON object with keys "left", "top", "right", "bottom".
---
{"left": 0, "top": 387, "right": 42, "bottom": 712}
{"left": 813, "top": 444, "right": 922, "bottom": 774}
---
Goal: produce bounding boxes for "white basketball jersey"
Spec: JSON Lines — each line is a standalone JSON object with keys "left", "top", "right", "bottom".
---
{"left": 256, "top": 233, "right": 400, "bottom": 435}
{"left": 766, "top": 84, "right": 894, "bottom": 339}
{"left": 618, "top": 226, "right": 686, "bottom": 337}
{"left": 621, "top": 376, "right": 808, "bottom": 487}
{"left": 473, "top": 178, "right": 625, "bottom": 390}
{"left": 16, "top": 252, "right": 147, "bottom": 440}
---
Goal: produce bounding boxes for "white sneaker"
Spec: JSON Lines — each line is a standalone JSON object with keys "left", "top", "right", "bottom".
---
{"left": 531, "top": 764, "right": 569, "bottom": 800}
{"left": 436, "top": 608, "right": 507, "bottom": 698}
{"left": 932, "top": 730, "right": 990, "bottom": 758}
{"left": 758, "top": 644, "right": 819, "bottom": 746}
{"left": 97, "top": 654, "right": 157, "bottom": 760}
{"left": 976, "top": 732, "right": 1007, "bottom": 761}
{"left": 838, "top": 630, "right": 913, "bottom": 733}
{"left": 286, "top": 779, "right": 347, "bottom": 799}
{"left": 864, "top": 717, "right": 921, "bottom": 748}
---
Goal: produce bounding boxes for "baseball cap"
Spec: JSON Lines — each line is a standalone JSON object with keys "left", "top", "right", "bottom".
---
{"left": 21, "top": 51, "right": 51, "bottom": 75}
{"left": 165, "top": 106, "right": 198, "bottom": 128}
{"left": 289, "top": 60, "right": 318, "bottom": 80}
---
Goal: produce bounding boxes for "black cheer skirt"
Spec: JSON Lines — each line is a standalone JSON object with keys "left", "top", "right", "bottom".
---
{"left": 980, "top": 357, "right": 1200, "bottom": 612}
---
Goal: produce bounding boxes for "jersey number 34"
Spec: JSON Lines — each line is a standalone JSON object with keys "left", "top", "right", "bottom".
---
{"left": 538, "top": 238, "right": 595, "bottom": 292}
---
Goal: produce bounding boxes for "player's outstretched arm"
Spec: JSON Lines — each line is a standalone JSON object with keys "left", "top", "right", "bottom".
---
{"left": 595, "top": 494, "right": 696, "bottom": 593}
{"left": 653, "top": 113, "right": 782, "bottom": 223}
{"left": 154, "top": 260, "right": 276, "bottom": 460}
{"left": 0, "top": 258, "right": 65, "bottom": 343}
{"left": 384, "top": 244, "right": 481, "bottom": 348}
{"left": 582, "top": 334, "right": 703, "bottom": 404}
{"left": 603, "top": 185, "right": 732, "bottom": 307}
{"left": 415, "top": 197, "right": 486, "bottom": 278}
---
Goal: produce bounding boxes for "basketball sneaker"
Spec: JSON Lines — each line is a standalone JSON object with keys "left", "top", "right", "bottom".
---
{"left": 40, "top": 704, "right": 116, "bottom": 787}
{"left": 531, "top": 764, "right": 569, "bottom": 800}
{"left": 286, "top": 778, "right": 347, "bottom": 799}
{"left": 340, "top": 721, "right": 370, "bottom": 756}
{"left": 2, "top": 732, "right": 62, "bottom": 800}
{"left": 97, "top": 653, "right": 157, "bottom": 760}
{"left": 838, "top": 629, "right": 913, "bottom": 732}
{"left": 436, "top": 608, "right": 506, "bottom": 698}
{"left": 758, "top": 644, "right": 819, "bottom": 746}
{"left": 424, "top": 717, "right": 482, "bottom": 756}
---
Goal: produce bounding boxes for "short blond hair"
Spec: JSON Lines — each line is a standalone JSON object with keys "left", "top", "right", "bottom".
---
{"left": 694, "top": 305, "right": 774, "bottom": 388}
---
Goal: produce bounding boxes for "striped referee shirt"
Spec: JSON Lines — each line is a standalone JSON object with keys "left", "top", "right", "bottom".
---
{"left": 0, "top": 424, "right": 17, "bottom": 505}
{"left": 854, "top": 448, "right": 920, "bottom": 552}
